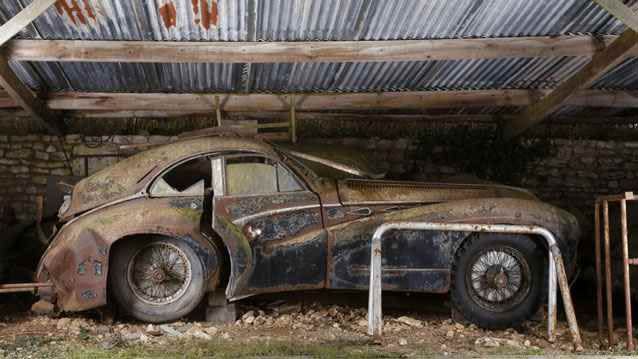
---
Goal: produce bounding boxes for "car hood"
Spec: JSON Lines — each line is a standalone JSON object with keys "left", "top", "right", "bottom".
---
{"left": 337, "top": 179, "right": 538, "bottom": 205}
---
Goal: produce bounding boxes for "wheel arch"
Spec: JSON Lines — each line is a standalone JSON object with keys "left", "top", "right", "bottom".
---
{"left": 107, "top": 230, "right": 227, "bottom": 298}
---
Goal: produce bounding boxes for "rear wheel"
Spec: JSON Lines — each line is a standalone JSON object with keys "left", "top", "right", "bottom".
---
{"left": 110, "top": 236, "right": 208, "bottom": 323}
{"left": 451, "top": 233, "right": 545, "bottom": 329}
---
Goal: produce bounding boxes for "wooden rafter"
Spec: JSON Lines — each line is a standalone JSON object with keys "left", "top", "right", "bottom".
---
{"left": 0, "top": 89, "right": 17, "bottom": 108}
{"left": 5, "top": 35, "right": 638, "bottom": 63}
{"left": 42, "top": 89, "right": 638, "bottom": 113}
{"left": 0, "top": 0, "right": 57, "bottom": 47}
{"left": 0, "top": 0, "right": 63, "bottom": 134}
{"left": 503, "top": 27, "right": 638, "bottom": 137}
{"left": 0, "top": 52, "right": 63, "bottom": 134}
{"left": 594, "top": 0, "right": 638, "bottom": 31}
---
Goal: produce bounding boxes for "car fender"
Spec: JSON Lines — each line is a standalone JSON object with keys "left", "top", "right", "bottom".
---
{"left": 380, "top": 197, "right": 580, "bottom": 267}
{"left": 327, "top": 197, "right": 579, "bottom": 292}
{"left": 37, "top": 197, "right": 219, "bottom": 312}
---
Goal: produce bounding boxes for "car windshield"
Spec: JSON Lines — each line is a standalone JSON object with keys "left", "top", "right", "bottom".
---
{"left": 274, "top": 147, "right": 321, "bottom": 180}
{"left": 273, "top": 145, "right": 385, "bottom": 180}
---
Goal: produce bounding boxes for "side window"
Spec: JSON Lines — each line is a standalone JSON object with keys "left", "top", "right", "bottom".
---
{"left": 225, "top": 156, "right": 302, "bottom": 196}
{"left": 150, "top": 157, "right": 212, "bottom": 197}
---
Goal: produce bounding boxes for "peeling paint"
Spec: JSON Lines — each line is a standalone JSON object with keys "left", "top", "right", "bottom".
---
{"left": 54, "top": 0, "right": 96, "bottom": 26}
{"left": 159, "top": 2, "right": 177, "bottom": 29}
{"left": 192, "top": 0, "right": 219, "bottom": 29}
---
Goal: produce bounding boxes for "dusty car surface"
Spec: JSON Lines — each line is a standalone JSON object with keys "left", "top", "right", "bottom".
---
{"left": 35, "top": 134, "right": 580, "bottom": 329}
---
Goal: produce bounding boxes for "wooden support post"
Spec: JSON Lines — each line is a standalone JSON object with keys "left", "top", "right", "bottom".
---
{"left": 289, "top": 95, "right": 297, "bottom": 144}
{"left": 603, "top": 200, "right": 615, "bottom": 346}
{"left": 215, "top": 95, "right": 222, "bottom": 127}
{"left": 0, "top": 0, "right": 57, "bottom": 47}
{"left": 619, "top": 199, "right": 634, "bottom": 351}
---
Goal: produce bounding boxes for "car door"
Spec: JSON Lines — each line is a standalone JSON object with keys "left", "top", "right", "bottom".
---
{"left": 212, "top": 153, "right": 327, "bottom": 298}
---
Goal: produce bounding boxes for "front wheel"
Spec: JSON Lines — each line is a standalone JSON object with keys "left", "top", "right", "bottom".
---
{"left": 451, "top": 233, "right": 545, "bottom": 329}
{"left": 110, "top": 236, "right": 208, "bottom": 323}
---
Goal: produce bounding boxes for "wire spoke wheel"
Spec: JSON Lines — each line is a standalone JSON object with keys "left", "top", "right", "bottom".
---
{"left": 127, "top": 242, "right": 193, "bottom": 305}
{"left": 465, "top": 246, "right": 531, "bottom": 313}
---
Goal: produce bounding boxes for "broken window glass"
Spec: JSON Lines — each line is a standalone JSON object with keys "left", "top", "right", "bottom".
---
{"left": 150, "top": 157, "right": 211, "bottom": 196}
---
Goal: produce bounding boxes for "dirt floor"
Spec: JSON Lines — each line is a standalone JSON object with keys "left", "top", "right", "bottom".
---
{"left": 0, "top": 290, "right": 636, "bottom": 358}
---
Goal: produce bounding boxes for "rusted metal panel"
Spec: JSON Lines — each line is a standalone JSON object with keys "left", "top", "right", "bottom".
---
{"left": 38, "top": 195, "right": 217, "bottom": 311}
{"left": 337, "top": 178, "right": 537, "bottom": 205}
{"left": 214, "top": 190, "right": 325, "bottom": 299}
{"left": 63, "top": 137, "right": 275, "bottom": 219}
{"left": 326, "top": 197, "right": 580, "bottom": 293}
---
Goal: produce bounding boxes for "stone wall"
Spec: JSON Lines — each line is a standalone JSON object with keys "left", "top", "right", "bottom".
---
{"left": 0, "top": 134, "right": 636, "bottom": 241}
{"left": 0, "top": 134, "right": 176, "bottom": 222}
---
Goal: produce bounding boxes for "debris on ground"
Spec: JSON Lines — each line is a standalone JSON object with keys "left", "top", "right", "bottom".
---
{"left": 0, "top": 301, "right": 634, "bottom": 358}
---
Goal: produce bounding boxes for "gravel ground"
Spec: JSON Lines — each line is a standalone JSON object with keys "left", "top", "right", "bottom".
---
{"left": 0, "top": 297, "right": 636, "bottom": 358}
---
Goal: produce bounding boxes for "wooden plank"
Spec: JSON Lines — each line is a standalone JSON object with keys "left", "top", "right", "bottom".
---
{"left": 0, "top": 0, "right": 57, "bottom": 47}
{"left": 504, "top": 28, "right": 638, "bottom": 138}
{"left": 0, "top": 53, "right": 62, "bottom": 134}
{"left": 0, "top": 90, "right": 17, "bottom": 108}
{"left": 7, "top": 35, "right": 638, "bottom": 63}
{"left": 45, "top": 89, "right": 638, "bottom": 112}
{"left": 594, "top": 0, "right": 638, "bottom": 31}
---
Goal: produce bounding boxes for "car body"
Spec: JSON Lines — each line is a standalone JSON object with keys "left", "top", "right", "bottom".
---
{"left": 35, "top": 134, "right": 580, "bottom": 326}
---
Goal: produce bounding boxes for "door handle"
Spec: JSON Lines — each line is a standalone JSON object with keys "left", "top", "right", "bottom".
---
{"left": 348, "top": 207, "right": 372, "bottom": 216}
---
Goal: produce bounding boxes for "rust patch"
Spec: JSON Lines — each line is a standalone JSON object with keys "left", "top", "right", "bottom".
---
{"left": 83, "top": 0, "right": 96, "bottom": 21}
{"left": 159, "top": 2, "right": 177, "bottom": 28}
{"left": 192, "top": 0, "right": 218, "bottom": 29}
{"left": 55, "top": 0, "right": 96, "bottom": 25}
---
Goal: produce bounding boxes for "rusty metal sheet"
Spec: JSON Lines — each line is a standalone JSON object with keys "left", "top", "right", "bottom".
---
{"left": 38, "top": 196, "right": 217, "bottom": 311}
{"left": 64, "top": 137, "right": 275, "bottom": 220}
{"left": 326, "top": 197, "right": 580, "bottom": 292}
{"left": 337, "top": 178, "right": 537, "bottom": 205}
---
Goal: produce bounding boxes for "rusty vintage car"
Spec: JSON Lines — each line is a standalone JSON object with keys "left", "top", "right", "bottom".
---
{"left": 35, "top": 134, "right": 580, "bottom": 328}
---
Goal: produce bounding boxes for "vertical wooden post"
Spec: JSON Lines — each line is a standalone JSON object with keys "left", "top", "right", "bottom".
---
{"left": 620, "top": 199, "right": 634, "bottom": 351}
{"left": 594, "top": 202, "right": 604, "bottom": 340}
{"left": 603, "top": 200, "right": 615, "bottom": 346}
{"left": 289, "top": 95, "right": 297, "bottom": 143}
{"left": 215, "top": 95, "right": 222, "bottom": 127}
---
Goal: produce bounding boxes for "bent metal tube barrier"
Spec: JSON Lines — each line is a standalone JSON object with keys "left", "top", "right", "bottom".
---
{"left": 367, "top": 222, "right": 583, "bottom": 350}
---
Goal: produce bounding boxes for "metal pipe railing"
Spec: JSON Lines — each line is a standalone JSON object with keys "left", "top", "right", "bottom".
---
{"left": 367, "top": 222, "right": 582, "bottom": 351}
{"left": 595, "top": 192, "right": 636, "bottom": 351}
{"left": 0, "top": 282, "right": 52, "bottom": 294}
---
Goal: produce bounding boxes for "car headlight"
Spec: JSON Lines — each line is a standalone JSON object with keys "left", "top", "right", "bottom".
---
{"left": 58, "top": 195, "right": 71, "bottom": 218}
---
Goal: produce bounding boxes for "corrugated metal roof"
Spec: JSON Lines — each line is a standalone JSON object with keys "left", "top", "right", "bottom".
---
{"left": 1, "top": 0, "right": 638, "bottom": 115}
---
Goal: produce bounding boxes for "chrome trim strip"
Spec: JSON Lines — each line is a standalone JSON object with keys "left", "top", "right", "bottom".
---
{"left": 233, "top": 204, "right": 321, "bottom": 226}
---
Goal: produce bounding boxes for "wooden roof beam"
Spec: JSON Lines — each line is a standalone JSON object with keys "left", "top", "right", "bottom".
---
{"left": 43, "top": 89, "right": 638, "bottom": 113}
{"left": 6, "top": 35, "right": 638, "bottom": 64}
{"left": 503, "top": 5, "right": 638, "bottom": 139}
